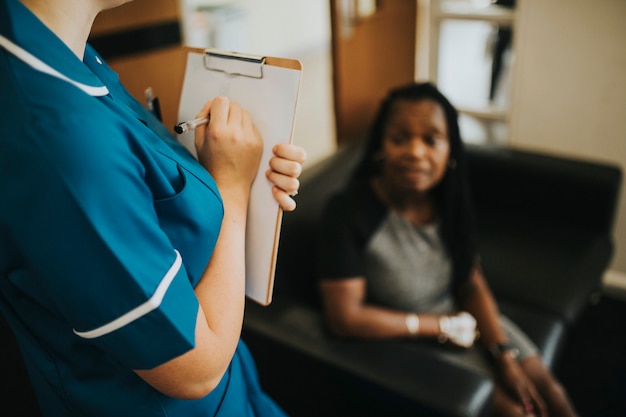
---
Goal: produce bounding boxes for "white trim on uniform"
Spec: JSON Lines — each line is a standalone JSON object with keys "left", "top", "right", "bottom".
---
{"left": 73, "top": 250, "right": 183, "bottom": 339}
{"left": 0, "top": 34, "right": 109, "bottom": 97}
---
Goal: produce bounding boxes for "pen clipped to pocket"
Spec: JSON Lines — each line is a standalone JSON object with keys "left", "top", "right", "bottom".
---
{"left": 144, "top": 87, "right": 162, "bottom": 122}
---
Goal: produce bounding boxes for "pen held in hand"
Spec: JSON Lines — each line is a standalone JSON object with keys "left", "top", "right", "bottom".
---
{"left": 174, "top": 116, "right": 209, "bottom": 134}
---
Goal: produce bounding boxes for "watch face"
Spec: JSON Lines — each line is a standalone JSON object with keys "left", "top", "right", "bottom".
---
{"left": 504, "top": 346, "right": 520, "bottom": 359}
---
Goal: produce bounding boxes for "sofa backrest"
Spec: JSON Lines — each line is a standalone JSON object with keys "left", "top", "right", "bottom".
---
{"left": 274, "top": 143, "right": 364, "bottom": 306}
{"left": 466, "top": 144, "right": 622, "bottom": 237}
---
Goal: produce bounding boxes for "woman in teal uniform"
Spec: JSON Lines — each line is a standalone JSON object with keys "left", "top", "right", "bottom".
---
{"left": 0, "top": 0, "right": 306, "bottom": 416}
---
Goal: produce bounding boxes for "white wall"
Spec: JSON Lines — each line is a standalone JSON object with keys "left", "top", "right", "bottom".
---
{"left": 509, "top": 0, "right": 626, "bottom": 274}
{"left": 234, "top": 0, "right": 337, "bottom": 167}
{"left": 233, "top": 0, "right": 331, "bottom": 57}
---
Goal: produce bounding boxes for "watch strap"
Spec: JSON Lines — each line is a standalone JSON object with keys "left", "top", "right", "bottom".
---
{"left": 488, "top": 342, "right": 520, "bottom": 360}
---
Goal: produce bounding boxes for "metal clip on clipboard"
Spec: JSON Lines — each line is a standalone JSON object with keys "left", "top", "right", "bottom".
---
{"left": 203, "top": 49, "right": 266, "bottom": 79}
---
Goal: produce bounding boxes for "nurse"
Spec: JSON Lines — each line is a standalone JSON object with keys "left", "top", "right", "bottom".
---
{"left": 0, "top": 0, "right": 306, "bottom": 416}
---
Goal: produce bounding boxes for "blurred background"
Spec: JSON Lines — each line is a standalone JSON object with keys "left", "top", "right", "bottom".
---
{"left": 91, "top": 0, "right": 625, "bottom": 296}
{"left": 89, "top": 2, "right": 626, "bottom": 415}
{"left": 2, "top": 2, "right": 624, "bottom": 416}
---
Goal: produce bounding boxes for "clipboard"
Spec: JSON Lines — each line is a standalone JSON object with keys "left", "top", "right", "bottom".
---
{"left": 176, "top": 47, "right": 302, "bottom": 306}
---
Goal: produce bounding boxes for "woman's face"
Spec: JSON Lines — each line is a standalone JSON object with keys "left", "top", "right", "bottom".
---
{"left": 379, "top": 99, "right": 451, "bottom": 194}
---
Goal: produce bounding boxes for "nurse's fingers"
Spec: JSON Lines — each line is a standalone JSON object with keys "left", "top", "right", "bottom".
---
{"left": 265, "top": 169, "right": 300, "bottom": 197}
{"left": 271, "top": 186, "right": 297, "bottom": 212}
{"left": 193, "top": 99, "right": 213, "bottom": 139}
{"left": 195, "top": 99, "right": 213, "bottom": 119}
{"left": 268, "top": 156, "right": 302, "bottom": 179}
{"left": 272, "top": 144, "right": 307, "bottom": 164}
{"left": 204, "top": 96, "right": 230, "bottom": 130}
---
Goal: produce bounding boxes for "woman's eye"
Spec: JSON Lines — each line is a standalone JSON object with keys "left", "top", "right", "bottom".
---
{"left": 435, "top": 136, "right": 448, "bottom": 147}
{"left": 427, "top": 135, "right": 447, "bottom": 147}
{"left": 389, "top": 134, "right": 408, "bottom": 144}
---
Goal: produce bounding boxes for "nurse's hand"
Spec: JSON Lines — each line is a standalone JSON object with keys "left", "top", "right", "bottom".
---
{"left": 194, "top": 97, "right": 263, "bottom": 201}
{"left": 266, "top": 144, "right": 307, "bottom": 211}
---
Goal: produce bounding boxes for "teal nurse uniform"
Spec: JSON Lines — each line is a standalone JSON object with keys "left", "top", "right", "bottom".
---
{"left": 0, "top": 1, "right": 287, "bottom": 416}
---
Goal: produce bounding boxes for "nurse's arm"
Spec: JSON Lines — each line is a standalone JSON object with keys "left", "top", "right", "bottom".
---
{"left": 134, "top": 188, "right": 251, "bottom": 399}
{"left": 134, "top": 97, "right": 260, "bottom": 399}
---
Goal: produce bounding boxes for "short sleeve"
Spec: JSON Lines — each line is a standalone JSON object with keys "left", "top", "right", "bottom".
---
{"left": 316, "top": 182, "right": 387, "bottom": 281}
{"left": 6, "top": 104, "right": 208, "bottom": 369}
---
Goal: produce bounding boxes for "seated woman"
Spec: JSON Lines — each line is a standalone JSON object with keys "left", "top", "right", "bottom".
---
{"left": 316, "top": 83, "right": 578, "bottom": 417}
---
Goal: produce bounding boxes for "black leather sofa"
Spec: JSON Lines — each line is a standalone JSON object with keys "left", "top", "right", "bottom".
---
{"left": 242, "top": 141, "right": 622, "bottom": 417}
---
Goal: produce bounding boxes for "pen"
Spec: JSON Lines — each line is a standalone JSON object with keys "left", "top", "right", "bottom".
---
{"left": 174, "top": 116, "right": 209, "bottom": 134}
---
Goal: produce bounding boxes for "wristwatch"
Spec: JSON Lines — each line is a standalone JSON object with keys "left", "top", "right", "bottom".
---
{"left": 488, "top": 342, "right": 520, "bottom": 360}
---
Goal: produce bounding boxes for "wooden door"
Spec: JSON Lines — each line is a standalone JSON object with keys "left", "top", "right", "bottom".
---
{"left": 330, "top": 0, "right": 417, "bottom": 145}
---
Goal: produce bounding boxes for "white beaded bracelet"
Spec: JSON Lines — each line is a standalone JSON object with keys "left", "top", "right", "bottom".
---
{"left": 405, "top": 313, "right": 420, "bottom": 337}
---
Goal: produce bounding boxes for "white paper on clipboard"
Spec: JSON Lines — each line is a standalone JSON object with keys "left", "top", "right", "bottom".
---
{"left": 176, "top": 48, "right": 302, "bottom": 306}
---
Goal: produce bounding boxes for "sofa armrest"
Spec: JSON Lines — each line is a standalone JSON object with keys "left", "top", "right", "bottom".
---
{"left": 273, "top": 143, "right": 365, "bottom": 306}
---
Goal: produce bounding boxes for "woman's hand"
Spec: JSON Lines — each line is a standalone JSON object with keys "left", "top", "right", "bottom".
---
{"left": 438, "top": 311, "right": 479, "bottom": 348}
{"left": 266, "top": 143, "right": 307, "bottom": 211}
{"left": 498, "top": 355, "right": 548, "bottom": 416}
{"left": 194, "top": 97, "right": 263, "bottom": 202}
